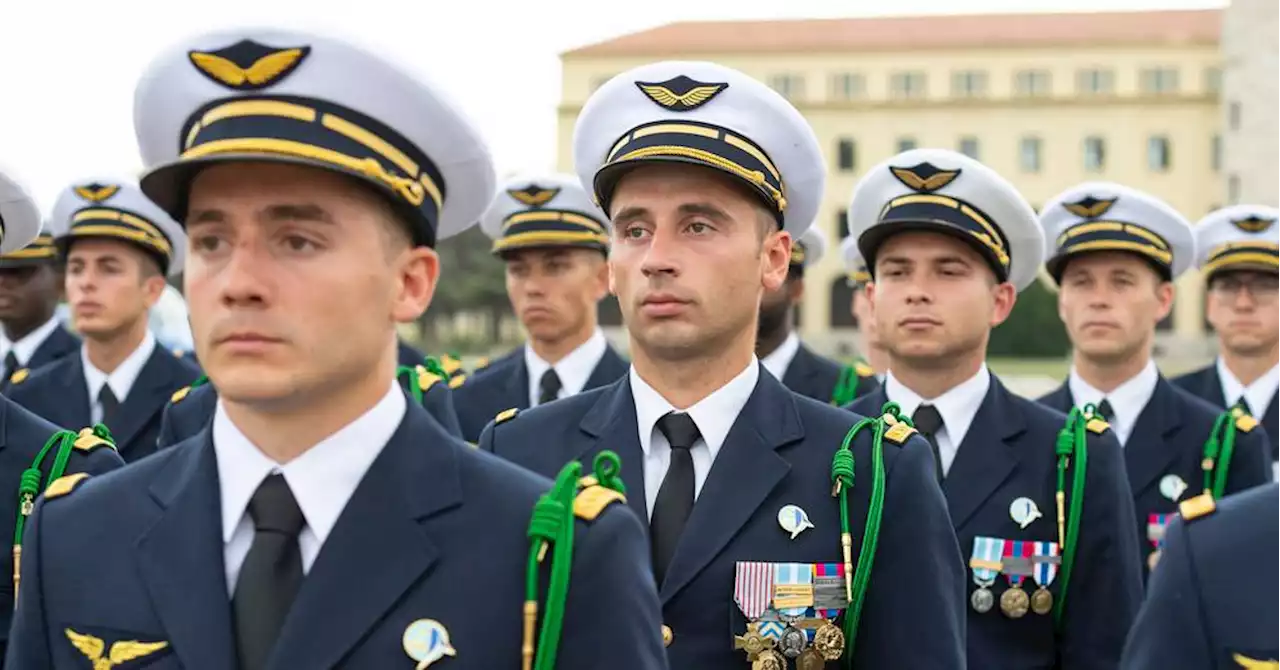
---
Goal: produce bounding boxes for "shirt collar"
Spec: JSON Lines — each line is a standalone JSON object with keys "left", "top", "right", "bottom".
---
{"left": 1, "top": 316, "right": 62, "bottom": 367}
{"left": 883, "top": 364, "right": 991, "bottom": 446}
{"left": 632, "top": 357, "right": 760, "bottom": 461}
{"left": 81, "top": 331, "right": 157, "bottom": 402}
{"left": 760, "top": 331, "right": 801, "bottom": 382}
{"left": 1217, "top": 357, "right": 1280, "bottom": 414}
{"left": 1068, "top": 358, "right": 1160, "bottom": 443}
{"left": 524, "top": 329, "right": 608, "bottom": 405}
{"left": 214, "top": 381, "right": 407, "bottom": 545}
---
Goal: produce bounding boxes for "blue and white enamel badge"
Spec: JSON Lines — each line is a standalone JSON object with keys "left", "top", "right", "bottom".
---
{"left": 402, "top": 619, "right": 455, "bottom": 669}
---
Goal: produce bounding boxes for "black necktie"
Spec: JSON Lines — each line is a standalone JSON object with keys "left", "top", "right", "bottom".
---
{"left": 233, "top": 474, "right": 305, "bottom": 670}
{"left": 650, "top": 412, "right": 700, "bottom": 585}
{"left": 1235, "top": 397, "right": 1254, "bottom": 417}
{"left": 1097, "top": 398, "right": 1115, "bottom": 422}
{"left": 98, "top": 385, "right": 120, "bottom": 427}
{"left": 2, "top": 351, "right": 17, "bottom": 383}
{"left": 912, "top": 404, "right": 945, "bottom": 481}
{"left": 538, "top": 368, "right": 562, "bottom": 405}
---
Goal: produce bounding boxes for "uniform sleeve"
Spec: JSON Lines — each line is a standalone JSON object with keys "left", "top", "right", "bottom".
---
{"left": 477, "top": 420, "right": 498, "bottom": 454}
{"left": 155, "top": 403, "right": 179, "bottom": 451}
{"left": 1226, "top": 426, "right": 1274, "bottom": 494}
{"left": 556, "top": 502, "right": 668, "bottom": 670}
{"left": 69, "top": 445, "right": 125, "bottom": 478}
{"left": 1059, "top": 430, "right": 1144, "bottom": 669}
{"left": 852, "top": 433, "right": 966, "bottom": 668}
{"left": 421, "top": 383, "right": 464, "bottom": 439}
{"left": 1119, "top": 518, "right": 1212, "bottom": 669}
{"left": 6, "top": 497, "right": 54, "bottom": 669}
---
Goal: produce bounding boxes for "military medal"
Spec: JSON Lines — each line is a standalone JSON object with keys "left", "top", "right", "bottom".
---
{"left": 1030, "top": 541, "right": 1060, "bottom": 615}
{"left": 779, "top": 625, "right": 807, "bottom": 659}
{"left": 796, "top": 647, "right": 826, "bottom": 670}
{"left": 1147, "top": 513, "right": 1173, "bottom": 571}
{"left": 734, "top": 562, "right": 777, "bottom": 662}
{"left": 812, "top": 620, "right": 845, "bottom": 661}
{"left": 999, "top": 540, "right": 1032, "bottom": 619}
{"left": 969, "top": 536, "right": 1002, "bottom": 614}
{"left": 751, "top": 649, "right": 786, "bottom": 670}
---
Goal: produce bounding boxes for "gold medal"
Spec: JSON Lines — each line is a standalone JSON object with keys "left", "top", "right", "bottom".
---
{"left": 1000, "top": 586, "right": 1030, "bottom": 619}
{"left": 812, "top": 620, "right": 845, "bottom": 661}
{"left": 796, "top": 647, "right": 825, "bottom": 670}
{"left": 1030, "top": 586, "right": 1053, "bottom": 615}
{"left": 1148, "top": 549, "right": 1162, "bottom": 571}
{"left": 752, "top": 649, "right": 786, "bottom": 670}
{"left": 733, "top": 624, "right": 775, "bottom": 660}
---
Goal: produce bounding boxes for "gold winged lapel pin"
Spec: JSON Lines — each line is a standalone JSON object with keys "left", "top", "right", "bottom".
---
{"left": 65, "top": 628, "right": 169, "bottom": 670}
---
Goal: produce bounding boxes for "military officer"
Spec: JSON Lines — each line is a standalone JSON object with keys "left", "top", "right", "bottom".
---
{"left": 1173, "top": 205, "right": 1279, "bottom": 463}
{"left": 7, "top": 28, "right": 665, "bottom": 670}
{"left": 1121, "top": 483, "right": 1279, "bottom": 669}
{"left": 0, "top": 227, "right": 80, "bottom": 388}
{"left": 838, "top": 237, "right": 888, "bottom": 382}
{"left": 7, "top": 180, "right": 201, "bottom": 462}
{"left": 453, "top": 173, "right": 628, "bottom": 441}
{"left": 1035, "top": 183, "right": 1271, "bottom": 575}
{"left": 0, "top": 163, "right": 124, "bottom": 660}
{"left": 758, "top": 226, "right": 875, "bottom": 405}
{"left": 845, "top": 150, "right": 1143, "bottom": 669}
{"left": 482, "top": 61, "right": 965, "bottom": 669}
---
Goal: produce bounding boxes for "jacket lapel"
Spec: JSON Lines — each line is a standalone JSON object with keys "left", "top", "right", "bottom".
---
{"left": 658, "top": 369, "right": 799, "bottom": 604}
{"left": 505, "top": 360, "right": 532, "bottom": 411}
{"left": 52, "top": 356, "right": 92, "bottom": 429}
{"left": 30, "top": 325, "right": 79, "bottom": 369}
{"left": 1038, "top": 382, "right": 1074, "bottom": 414}
{"left": 136, "top": 435, "right": 237, "bottom": 670}
{"left": 584, "top": 346, "right": 628, "bottom": 390}
{"left": 575, "top": 379, "right": 649, "bottom": 524}
{"left": 268, "top": 404, "right": 460, "bottom": 670}
{"left": 1124, "top": 377, "right": 1185, "bottom": 497}
{"left": 110, "top": 350, "right": 178, "bottom": 453}
{"left": 1200, "top": 365, "right": 1228, "bottom": 408}
{"left": 943, "top": 378, "right": 1025, "bottom": 531}
{"left": 780, "top": 344, "right": 817, "bottom": 394}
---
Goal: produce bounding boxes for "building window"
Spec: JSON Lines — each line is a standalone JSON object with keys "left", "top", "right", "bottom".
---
{"left": 951, "top": 70, "right": 987, "bottom": 98}
{"left": 958, "top": 136, "right": 980, "bottom": 159}
{"left": 829, "top": 277, "right": 858, "bottom": 328}
{"left": 1211, "top": 134, "right": 1222, "bottom": 172}
{"left": 1228, "top": 174, "right": 1241, "bottom": 204}
{"left": 836, "top": 208, "right": 850, "bottom": 239}
{"left": 896, "top": 137, "right": 918, "bottom": 153}
{"left": 1014, "top": 70, "right": 1052, "bottom": 97}
{"left": 1147, "top": 135, "right": 1172, "bottom": 172}
{"left": 831, "top": 73, "right": 865, "bottom": 100}
{"left": 1083, "top": 136, "right": 1106, "bottom": 172}
{"left": 1139, "top": 67, "right": 1180, "bottom": 95}
{"left": 768, "top": 74, "right": 806, "bottom": 101}
{"left": 1229, "top": 102, "right": 1242, "bottom": 131}
{"left": 889, "top": 71, "right": 927, "bottom": 100}
{"left": 1204, "top": 67, "right": 1222, "bottom": 95}
{"left": 1019, "top": 136, "right": 1043, "bottom": 173}
{"left": 1076, "top": 68, "right": 1114, "bottom": 95}
{"left": 836, "top": 138, "right": 857, "bottom": 171}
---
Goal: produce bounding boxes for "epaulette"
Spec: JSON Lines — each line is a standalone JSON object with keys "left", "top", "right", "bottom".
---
{"left": 855, "top": 362, "right": 875, "bottom": 377}
{"left": 44, "top": 473, "right": 90, "bottom": 500}
{"left": 473, "top": 356, "right": 491, "bottom": 372}
{"left": 440, "top": 355, "right": 464, "bottom": 377}
{"left": 73, "top": 427, "right": 116, "bottom": 453}
{"left": 572, "top": 476, "right": 626, "bottom": 522}
{"left": 495, "top": 408, "right": 518, "bottom": 425}
{"left": 9, "top": 368, "right": 29, "bottom": 385}
{"left": 1086, "top": 417, "right": 1111, "bottom": 434}
{"left": 1178, "top": 492, "right": 1217, "bottom": 522}
{"left": 171, "top": 385, "right": 193, "bottom": 403}
{"left": 415, "top": 366, "right": 441, "bottom": 392}
{"left": 1231, "top": 407, "right": 1259, "bottom": 433}
{"left": 880, "top": 412, "right": 917, "bottom": 445}
{"left": 448, "top": 374, "right": 466, "bottom": 389}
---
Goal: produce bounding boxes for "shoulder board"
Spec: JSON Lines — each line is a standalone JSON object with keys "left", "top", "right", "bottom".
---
{"left": 495, "top": 408, "right": 518, "bottom": 425}
{"left": 171, "top": 385, "right": 192, "bottom": 403}
{"left": 1086, "top": 417, "right": 1111, "bottom": 434}
{"left": 573, "top": 483, "right": 626, "bottom": 522}
{"left": 1178, "top": 492, "right": 1217, "bottom": 522}
{"left": 74, "top": 427, "right": 116, "bottom": 452}
{"left": 440, "top": 356, "right": 463, "bottom": 376}
{"left": 1233, "top": 410, "right": 1259, "bottom": 433}
{"left": 9, "top": 368, "right": 29, "bottom": 385}
{"left": 473, "top": 356, "right": 490, "bottom": 372}
{"left": 881, "top": 414, "right": 916, "bottom": 445}
{"left": 448, "top": 374, "right": 466, "bottom": 389}
{"left": 416, "top": 366, "right": 441, "bottom": 391}
{"left": 855, "top": 362, "right": 875, "bottom": 377}
{"left": 44, "top": 473, "right": 90, "bottom": 500}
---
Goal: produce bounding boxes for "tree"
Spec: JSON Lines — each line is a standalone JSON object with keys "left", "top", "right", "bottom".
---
{"left": 423, "top": 226, "right": 510, "bottom": 346}
{"left": 988, "top": 279, "right": 1070, "bottom": 358}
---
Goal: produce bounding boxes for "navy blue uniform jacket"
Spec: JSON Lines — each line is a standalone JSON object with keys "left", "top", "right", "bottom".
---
{"left": 778, "top": 343, "right": 879, "bottom": 405}
{"left": 1173, "top": 363, "right": 1279, "bottom": 463}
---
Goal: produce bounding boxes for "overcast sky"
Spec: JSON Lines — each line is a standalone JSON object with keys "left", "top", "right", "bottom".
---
{"left": 1, "top": 0, "right": 1222, "bottom": 210}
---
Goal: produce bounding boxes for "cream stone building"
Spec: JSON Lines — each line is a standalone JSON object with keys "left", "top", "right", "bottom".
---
{"left": 1221, "top": 0, "right": 1278, "bottom": 207}
{"left": 559, "top": 9, "right": 1228, "bottom": 355}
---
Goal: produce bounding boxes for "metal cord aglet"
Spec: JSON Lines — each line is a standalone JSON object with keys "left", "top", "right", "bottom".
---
{"left": 841, "top": 533, "right": 854, "bottom": 603}
{"left": 521, "top": 600, "right": 537, "bottom": 670}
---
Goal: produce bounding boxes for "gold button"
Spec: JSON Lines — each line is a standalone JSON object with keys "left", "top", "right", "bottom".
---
{"left": 661, "top": 625, "right": 673, "bottom": 647}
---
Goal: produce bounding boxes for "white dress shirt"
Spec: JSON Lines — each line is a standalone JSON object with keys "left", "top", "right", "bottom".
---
{"left": 524, "top": 328, "right": 608, "bottom": 407}
{"left": 0, "top": 316, "right": 62, "bottom": 368}
{"left": 760, "top": 331, "right": 801, "bottom": 382}
{"left": 883, "top": 364, "right": 991, "bottom": 477}
{"left": 1217, "top": 358, "right": 1280, "bottom": 418}
{"left": 82, "top": 331, "right": 157, "bottom": 424}
{"left": 632, "top": 358, "right": 759, "bottom": 519}
{"left": 1068, "top": 359, "right": 1160, "bottom": 446}
{"left": 216, "top": 381, "right": 406, "bottom": 594}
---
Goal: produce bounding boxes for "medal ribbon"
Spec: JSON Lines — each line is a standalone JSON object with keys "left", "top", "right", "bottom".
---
{"left": 772, "top": 563, "right": 814, "bottom": 617}
{"left": 1032, "top": 541, "right": 1059, "bottom": 588}
{"left": 734, "top": 561, "right": 774, "bottom": 621}
{"left": 969, "top": 536, "right": 1002, "bottom": 586}
{"left": 1002, "top": 540, "right": 1033, "bottom": 587}
{"left": 1146, "top": 513, "right": 1176, "bottom": 549}
{"left": 813, "top": 563, "right": 846, "bottom": 619}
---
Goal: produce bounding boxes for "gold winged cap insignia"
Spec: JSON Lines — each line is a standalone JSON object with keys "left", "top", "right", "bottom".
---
{"left": 635, "top": 76, "right": 729, "bottom": 111}
{"left": 1231, "top": 216, "right": 1276, "bottom": 233}
{"left": 889, "top": 164, "right": 960, "bottom": 193}
{"left": 507, "top": 186, "right": 560, "bottom": 207}
{"left": 189, "top": 46, "right": 306, "bottom": 88}
{"left": 65, "top": 628, "right": 169, "bottom": 669}
{"left": 73, "top": 184, "right": 119, "bottom": 203}
{"left": 1063, "top": 196, "right": 1117, "bottom": 219}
